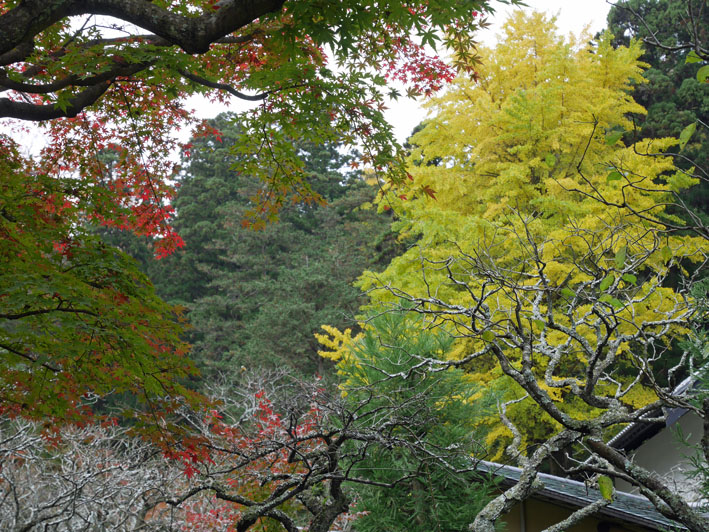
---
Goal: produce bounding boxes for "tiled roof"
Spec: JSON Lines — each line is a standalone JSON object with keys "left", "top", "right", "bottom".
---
{"left": 477, "top": 460, "right": 685, "bottom": 531}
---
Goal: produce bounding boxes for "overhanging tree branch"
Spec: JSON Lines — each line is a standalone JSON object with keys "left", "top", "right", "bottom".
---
{"left": 588, "top": 439, "right": 709, "bottom": 531}
{"left": 0, "top": 0, "right": 286, "bottom": 56}
{"left": 0, "top": 81, "right": 111, "bottom": 120}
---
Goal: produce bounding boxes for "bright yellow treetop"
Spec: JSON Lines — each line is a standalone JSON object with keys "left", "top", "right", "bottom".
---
{"left": 357, "top": 11, "right": 707, "bottom": 459}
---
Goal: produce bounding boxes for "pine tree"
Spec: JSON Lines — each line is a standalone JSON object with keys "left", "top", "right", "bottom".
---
{"left": 318, "top": 312, "right": 496, "bottom": 531}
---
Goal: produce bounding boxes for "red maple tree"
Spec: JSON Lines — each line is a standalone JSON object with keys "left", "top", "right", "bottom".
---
{"left": 0, "top": 0, "right": 504, "bottom": 427}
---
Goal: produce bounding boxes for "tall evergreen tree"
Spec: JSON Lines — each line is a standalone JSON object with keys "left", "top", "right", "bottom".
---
{"left": 103, "top": 113, "right": 400, "bottom": 379}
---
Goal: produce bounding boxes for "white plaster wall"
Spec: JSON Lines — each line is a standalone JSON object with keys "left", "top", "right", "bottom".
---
{"left": 615, "top": 413, "right": 705, "bottom": 502}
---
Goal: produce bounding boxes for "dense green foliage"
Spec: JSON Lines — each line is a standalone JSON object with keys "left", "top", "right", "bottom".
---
{"left": 0, "top": 135, "right": 200, "bottom": 426}
{"left": 320, "top": 312, "right": 497, "bottom": 532}
{"left": 102, "top": 114, "right": 400, "bottom": 378}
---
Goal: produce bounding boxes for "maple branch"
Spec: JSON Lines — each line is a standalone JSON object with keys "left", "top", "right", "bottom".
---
{"left": 81, "top": 33, "right": 262, "bottom": 48}
{"left": 0, "top": 39, "right": 33, "bottom": 66}
{"left": 0, "top": 305, "right": 99, "bottom": 319}
{"left": 0, "top": 82, "right": 110, "bottom": 120}
{"left": 0, "top": 0, "right": 287, "bottom": 56}
{"left": 0, "top": 57, "right": 154, "bottom": 119}
{"left": 0, "top": 342, "right": 61, "bottom": 373}
{"left": 7, "top": 31, "right": 262, "bottom": 85}
{"left": 177, "top": 68, "right": 269, "bottom": 101}
{"left": 7, "top": 31, "right": 262, "bottom": 84}
{"left": 177, "top": 69, "right": 306, "bottom": 102}
{"left": 0, "top": 1, "right": 285, "bottom": 119}
{"left": 0, "top": 60, "right": 153, "bottom": 95}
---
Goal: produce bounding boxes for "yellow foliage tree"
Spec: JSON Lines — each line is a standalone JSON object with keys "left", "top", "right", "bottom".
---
{"left": 357, "top": 11, "right": 708, "bottom": 460}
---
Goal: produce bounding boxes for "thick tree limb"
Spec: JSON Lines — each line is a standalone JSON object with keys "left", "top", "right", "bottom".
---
{"left": 471, "top": 430, "right": 582, "bottom": 532}
{"left": 0, "top": 0, "right": 286, "bottom": 56}
{"left": 0, "top": 39, "right": 34, "bottom": 67}
{"left": 309, "top": 478, "right": 350, "bottom": 532}
{"left": 0, "top": 60, "right": 154, "bottom": 94}
{"left": 0, "top": 82, "right": 110, "bottom": 120}
{"left": 0, "top": 57, "right": 149, "bottom": 119}
{"left": 587, "top": 439, "right": 709, "bottom": 532}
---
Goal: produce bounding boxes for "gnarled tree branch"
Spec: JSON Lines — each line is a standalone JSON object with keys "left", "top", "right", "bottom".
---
{"left": 0, "top": 0, "right": 286, "bottom": 56}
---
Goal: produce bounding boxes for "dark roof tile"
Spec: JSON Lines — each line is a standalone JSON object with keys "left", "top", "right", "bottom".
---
{"left": 477, "top": 460, "right": 688, "bottom": 531}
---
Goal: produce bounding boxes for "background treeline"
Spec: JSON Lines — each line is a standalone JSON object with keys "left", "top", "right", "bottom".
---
{"left": 100, "top": 113, "right": 402, "bottom": 380}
